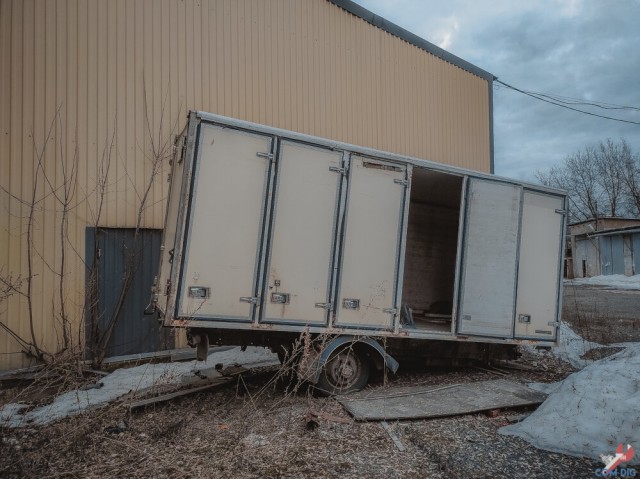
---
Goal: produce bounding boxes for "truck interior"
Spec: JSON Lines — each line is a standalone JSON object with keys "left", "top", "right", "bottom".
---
{"left": 401, "top": 168, "right": 464, "bottom": 333}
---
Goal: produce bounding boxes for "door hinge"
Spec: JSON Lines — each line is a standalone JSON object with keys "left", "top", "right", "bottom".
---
{"left": 547, "top": 321, "right": 560, "bottom": 327}
{"left": 256, "top": 152, "right": 274, "bottom": 161}
{"left": 239, "top": 296, "right": 258, "bottom": 304}
{"left": 329, "top": 166, "right": 346, "bottom": 175}
{"left": 394, "top": 179, "right": 408, "bottom": 186}
{"left": 315, "top": 302, "right": 332, "bottom": 310}
{"left": 383, "top": 308, "right": 398, "bottom": 315}
{"left": 555, "top": 209, "right": 567, "bottom": 215}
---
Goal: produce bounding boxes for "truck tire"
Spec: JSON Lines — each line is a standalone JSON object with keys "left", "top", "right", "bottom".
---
{"left": 315, "top": 346, "right": 370, "bottom": 396}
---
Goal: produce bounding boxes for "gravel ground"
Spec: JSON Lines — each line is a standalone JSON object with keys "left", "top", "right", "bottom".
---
{"left": 563, "top": 283, "right": 640, "bottom": 344}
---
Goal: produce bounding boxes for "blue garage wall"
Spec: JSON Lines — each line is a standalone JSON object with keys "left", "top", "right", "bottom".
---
{"left": 634, "top": 233, "right": 640, "bottom": 275}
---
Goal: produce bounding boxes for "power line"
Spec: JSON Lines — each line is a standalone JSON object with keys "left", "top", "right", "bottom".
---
{"left": 495, "top": 79, "right": 640, "bottom": 126}
{"left": 533, "top": 93, "right": 640, "bottom": 112}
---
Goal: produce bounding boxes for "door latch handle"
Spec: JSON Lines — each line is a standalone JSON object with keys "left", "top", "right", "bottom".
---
{"left": 239, "top": 296, "right": 258, "bottom": 304}
{"left": 342, "top": 299, "right": 360, "bottom": 310}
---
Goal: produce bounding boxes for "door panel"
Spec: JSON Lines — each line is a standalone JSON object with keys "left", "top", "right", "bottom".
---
{"left": 600, "top": 237, "right": 613, "bottom": 275}
{"left": 262, "top": 142, "right": 343, "bottom": 324}
{"left": 514, "top": 192, "right": 564, "bottom": 340}
{"left": 336, "top": 157, "right": 408, "bottom": 329}
{"left": 634, "top": 234, "right": 640, "bottom": 275}
{"left": 178, "top": 124, "right": 273, "bottom": 321}
{"left": 611, "top": 236, "right": 625, "bottom": 275}
{"left": 156, "top": 134, "right": 186, "bottom": 316}
{"left": 86, "top": 228, "right": 173, "bottom": 358}
{"left": 457, "top": 179, "right": 521, "bottom": 337}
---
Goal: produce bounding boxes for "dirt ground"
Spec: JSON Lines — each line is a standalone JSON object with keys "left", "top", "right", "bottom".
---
{"left": 1, "top": 283, "right": 636, "bottom": 478}
{"left": 1, "top": 355, "right": 599, "bottom": 479}
{"left": 563, "top": 282, "right": 640, "bottom": 344}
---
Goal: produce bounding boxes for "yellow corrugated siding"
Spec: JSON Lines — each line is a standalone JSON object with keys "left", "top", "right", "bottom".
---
{"left": 0, "top": 0, "right": 491, "bottom": 369}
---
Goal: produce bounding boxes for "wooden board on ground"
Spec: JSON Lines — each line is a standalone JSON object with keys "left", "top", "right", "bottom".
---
{"left": 127, "top": 378, "right": 231, "bottom": 410}
{"left": 338, "top": 379, "right": 547, "bottom": 421}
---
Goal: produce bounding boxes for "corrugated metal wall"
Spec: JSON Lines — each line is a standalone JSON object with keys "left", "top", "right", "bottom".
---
{"left": 0, "top": 0, "right": 491, "bottom": 370}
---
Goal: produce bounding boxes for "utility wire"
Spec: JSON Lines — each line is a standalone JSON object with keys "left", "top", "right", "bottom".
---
{"left": 532, "top": 93, "right": 640, "bottom": 112}
{"left": 495, "top": 79, "right": 640, "bottom": 126}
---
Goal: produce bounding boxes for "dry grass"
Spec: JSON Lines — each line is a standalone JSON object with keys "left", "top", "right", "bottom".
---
{"left": 5, "top": 282, "right": 634, "bottom": 478}
{"left": 1, "top": 351, "right": 599, "bottom": 479}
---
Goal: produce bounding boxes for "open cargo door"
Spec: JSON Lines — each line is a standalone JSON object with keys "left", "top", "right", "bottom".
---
{"left": 514, "top": 191, "right": 565, "bottom": 340}
{"left": 335, "top": 157, "right": 409, "bottom": 330}
{"left": 177, "top": 124, "right": 274, "bottom": 322}
{"left": 155, "top": 124, "right": 190, "bottom": 317}
{"left": 260, "top": 141, "right": 344, "bottom": 325}
{"left": 457, "top": 179, "right": 521, "bottom": 338}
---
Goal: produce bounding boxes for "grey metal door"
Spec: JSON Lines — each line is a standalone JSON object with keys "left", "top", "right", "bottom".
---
{"left": 600, "top": 236, "right": 613, "bottom": 275}
{"left": 86, "top": 228, "right": 172, "bottom": 358}
{"left": 457, "top": 179, "right": 521, "bottom": 338}
{"left": 177, "top": 124, "right": 274, "bottom": 321}
{"left": 611, "top": 236, "right": 625, "bottom": 275}
{"left": 634, "top": 234, "right": 640, "bottom": 275}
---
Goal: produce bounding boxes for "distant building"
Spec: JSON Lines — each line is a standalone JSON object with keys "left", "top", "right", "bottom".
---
{"left": 567, "top": 218, "right": 640, "bottom": 278}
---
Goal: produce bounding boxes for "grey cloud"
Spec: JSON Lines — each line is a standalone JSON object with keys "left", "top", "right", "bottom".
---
{"left": 359, "top": 0, "right": 640, "bottom": 181}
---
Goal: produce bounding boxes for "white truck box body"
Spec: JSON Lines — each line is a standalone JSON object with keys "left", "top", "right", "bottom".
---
{"left": 154, "top": 111, "right": 566, "bottom": 347}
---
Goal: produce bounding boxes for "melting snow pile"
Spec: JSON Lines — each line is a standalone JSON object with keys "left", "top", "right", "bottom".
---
{"left": 567, "top": 274, "right": 640, "bottom": 290}
{"left": 501, "top": 343, "right": 640, "bottom": 464}
{"left": 0, "top": 346, "right": 278, "bottom": 428}
{"left": 552, "top": 321, "right": 603, "bottom": 369}
{"left": 522, "top": 320, "right": 601, "bottom": 369}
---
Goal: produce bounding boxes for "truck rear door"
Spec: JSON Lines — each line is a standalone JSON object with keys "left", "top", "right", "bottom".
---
{"left": 260, "top": 141, "right": 344, "bottom": 325}
{"left": 177, "top": 123, "right": 274, "bottom": 322}
{"left": 335, "top": 157, "right": 410, "bottom": 330}
{"left": 514, "top": 190, "right": 565, "bottom": 340}
{"left": 457, "top": 179, "right": 521, "bottom": 338}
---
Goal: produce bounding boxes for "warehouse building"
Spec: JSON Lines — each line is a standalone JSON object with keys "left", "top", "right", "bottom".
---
{"left": 0, "top": 0, "right": 495, "bottom": 370}
{"left": 568, "top": 218, "right": 640, "bottom": 278}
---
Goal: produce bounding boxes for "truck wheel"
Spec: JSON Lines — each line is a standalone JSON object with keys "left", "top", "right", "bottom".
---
{"left": 315, "top": 346, "right": 370, "bottom": 396}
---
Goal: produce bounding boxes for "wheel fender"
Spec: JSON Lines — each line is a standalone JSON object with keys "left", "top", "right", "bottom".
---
{"left": 308, "top": 336, "right": 399, "bottom": 384}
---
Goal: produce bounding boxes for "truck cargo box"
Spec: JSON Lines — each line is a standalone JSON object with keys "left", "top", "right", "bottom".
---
{"left": 150, "top": 111, "right": 567, "bottom": 393}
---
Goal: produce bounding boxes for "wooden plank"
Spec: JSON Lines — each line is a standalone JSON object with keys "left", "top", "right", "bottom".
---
{"left": 381, "top": 421, "right": 405, "bottom": 452}
{"left": 127, "top": 378, "right": 230, "bottom": 410}
{"left": 339, "top": 379, "right": 547, "bottom": 422}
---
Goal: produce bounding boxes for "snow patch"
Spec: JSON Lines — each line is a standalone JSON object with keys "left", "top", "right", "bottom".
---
{"left": 524, "top": 321, "right": 602, "bottom": 369}
{"left": 554, "top": 321, "right": 603, "bottom": 369}
{"left": 501, "top": 343, "right": 640, "bottom": 465}
{"left": 566, "top": 274, "right": 640, "bottom": 290}
{"left": 526, "top": 382, "right": 562, "bottom": 395}
{"left": 0, "top": 346, "right": 279, "bottom": 428}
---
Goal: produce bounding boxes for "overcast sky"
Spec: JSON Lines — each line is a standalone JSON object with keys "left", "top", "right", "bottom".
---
{"left": 358, "top": 0, "right": 640, "bottom": 181}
